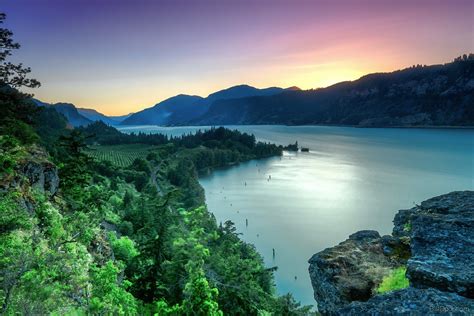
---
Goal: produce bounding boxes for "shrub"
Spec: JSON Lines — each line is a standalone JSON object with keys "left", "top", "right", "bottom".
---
{"left": 376, "top": 267, "right": 410, "bottom": 294}
{"left": 110, "top": 234, "right": 139, "bottom": 263}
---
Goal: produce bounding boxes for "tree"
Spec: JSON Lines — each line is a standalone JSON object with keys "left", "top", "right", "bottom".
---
{"left": 0, "top": 13, "right": 40, "bottom": 89}
{"left": 0, "top": 13, "right": 41, "bottom": 144}
{"left": 89, "top": 261, "right": 138, "bottom": 315}
{"left": 154, "top": 207, "right": 222, "bottom": 316}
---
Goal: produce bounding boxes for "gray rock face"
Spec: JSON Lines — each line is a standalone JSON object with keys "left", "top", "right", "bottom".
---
{"left": 22, "top": 160, "right": 59, "bottom": 195}
{"left": 308, "top": 230, "right": 401, "bottom": 314}
{"left": 394, "top": 191, "right": 474, "bottom": 298}
{"left": 336, "top": 287, "right": 473, "bottom": 315}
{"left": 2, "top": 147, "right": 60, "bottom": 196}
{"left": 309, "top": 191, "right": 474, "bottom": 315}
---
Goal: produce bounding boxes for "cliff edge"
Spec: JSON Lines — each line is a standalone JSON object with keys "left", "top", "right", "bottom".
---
{"left": 308, "top": 191, "right": 474, "bottom": 315}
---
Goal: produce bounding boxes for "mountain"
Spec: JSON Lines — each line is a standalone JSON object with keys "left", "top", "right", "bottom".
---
{"left": 120, "top": 85, "right": 288, "bottom": 126}
{"left": 121, "top": 94, "right": 204, "bottom": 125}
{"left": 77, "top": 108, "right": 122, "bottom": 125}
{"left": 109, "top": 113, "right": 134, "bottom": 122}
{"left": 191, "top": 56, "right": 474, "bottom": 127}
{"left": 34, "top": 100, "right": 129, "bottom": 127}
{"left": 206, "top": 84, "right": 284, "bottom": 101}
{"left": 33, "top": 99, "right": 92, "bottom": 127}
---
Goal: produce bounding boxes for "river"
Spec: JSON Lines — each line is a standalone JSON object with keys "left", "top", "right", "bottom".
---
{"left": 118, "top": 125, "right": 474, "bottom": 306}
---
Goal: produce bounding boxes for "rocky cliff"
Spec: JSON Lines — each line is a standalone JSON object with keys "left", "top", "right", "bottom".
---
{"left": 0, "top": 145, "right": 59, "bottom": 195}
{"left": 308, "top": 191, "right": 474, "bottom": 315}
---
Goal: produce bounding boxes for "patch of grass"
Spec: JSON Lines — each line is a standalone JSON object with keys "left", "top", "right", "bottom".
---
{"left": 403, "top": 221, "right": 412, "bottom": 232}
{"left": 376, "top": 267, "right": 409, "bottom": 294}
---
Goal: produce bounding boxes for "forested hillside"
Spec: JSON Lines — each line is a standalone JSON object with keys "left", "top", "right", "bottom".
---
{"left": 1, "top": 94, "right": 315, "bottom": 314}
{"left": 121, "top": 85, "right": 289, "bottom": 126}
{"left": 190, "top": 56, "right": 474, "bottom": 127}
{"left": 0, "top": 14, "right": 313, "bottom": 315}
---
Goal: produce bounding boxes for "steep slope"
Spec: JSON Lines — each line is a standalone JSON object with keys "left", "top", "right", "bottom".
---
{"left": 33, "top": 99, "right": 92, "bottom": 127}
{"left": 206, "top": 84, "right": 284, "bottom": 101}
{"left": 120, "top": 85, "right": 288, "bottom": 126}
{"left": 121, "top": 94, "right": 204, "bottom": 125}
{"left": 192, "top": 57, "right": 474, "bottom": 127}
{"left": 109, "top": 113, "right": 133, "bottom": 122}
{"left": 77, "top": 108, "right": 122, "bottom": 125}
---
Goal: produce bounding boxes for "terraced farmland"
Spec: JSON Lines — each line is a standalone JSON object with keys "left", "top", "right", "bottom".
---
{"left": 85, "top": 144, "right": 155, "bottom": 167}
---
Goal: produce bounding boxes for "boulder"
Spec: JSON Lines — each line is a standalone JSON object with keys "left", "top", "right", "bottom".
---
{"left": 308, "top": 191, "right": 474, "bottom": 315}
{"left": 308, "top": 230, "right": 402, "bottom": 314}
{"left": 394, "top": 191, "right": 474, "bottom": 298}
{"left": 18, "top": 147, "right": 59, "bottom": 195}
{"left": 336, "top": 287, "right": 473, "bottom": 315}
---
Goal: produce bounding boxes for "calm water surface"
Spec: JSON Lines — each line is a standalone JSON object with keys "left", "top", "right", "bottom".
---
{"left": 119, "top": 125, "right": 474, "bottom": 306}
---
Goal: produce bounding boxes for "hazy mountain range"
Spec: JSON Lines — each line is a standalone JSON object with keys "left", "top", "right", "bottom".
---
{"left": 34, "top": 56, "right": 474, "bottom": 128}
{"left": 32, "top": 100, "right": 132, "bottom": 127}
{"left": 120, "top": 85, "right": 296, "bottom": 126}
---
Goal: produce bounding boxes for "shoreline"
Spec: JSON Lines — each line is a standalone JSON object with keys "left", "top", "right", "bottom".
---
{"left": 118, "top": 124, "right": 474, "bottom": 131}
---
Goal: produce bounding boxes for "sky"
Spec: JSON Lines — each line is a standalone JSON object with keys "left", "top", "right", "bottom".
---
{"left": 3, "top": 0, "right": 473, "bottom": 115}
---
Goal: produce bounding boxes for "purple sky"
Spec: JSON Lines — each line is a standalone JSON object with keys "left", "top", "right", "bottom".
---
{"left": 3, "top": 0, "right": 473, "bottom": 115}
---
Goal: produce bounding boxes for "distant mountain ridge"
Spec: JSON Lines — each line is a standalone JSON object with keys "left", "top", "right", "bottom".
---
{"left": 121, "top": 94, "right": 204, "bottom": 126}
{"left": 120, "top": 84, "right": 292, "bottom": 126}
{"left": 77, "top": 108, "right": 127, "bottom": 125}
{"left": 32, "top": 84, "right": 296, "bottom": 128}
{"left": 189, "top": 56, "right": 474, "bottom": 127}
{"left": 33, "top": 99, "right": 92, "bottom": 127}
{"left": 33, "top": 100, "right": 131, "bottom": 127}
{"left": 33, "top": 55, "right": 474, "bottom": 128}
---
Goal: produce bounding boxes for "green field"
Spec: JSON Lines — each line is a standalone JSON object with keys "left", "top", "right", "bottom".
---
{"left": 85, "top": 144, "right": 155, "bottom": 167}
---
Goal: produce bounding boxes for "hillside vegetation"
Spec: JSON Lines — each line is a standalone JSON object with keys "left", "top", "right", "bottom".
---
{"left": 189, "top": 56, "right": 474, "bottom": 127}
{"left": 0, "top": 15, "right": 313, "bottom": 315}
{"left": 1, "top": 91, "right": 315, "bottom": 314}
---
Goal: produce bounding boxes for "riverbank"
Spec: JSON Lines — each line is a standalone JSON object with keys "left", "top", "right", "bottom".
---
{"left": 198, "top": 125, "right": 474, "bottom": 306}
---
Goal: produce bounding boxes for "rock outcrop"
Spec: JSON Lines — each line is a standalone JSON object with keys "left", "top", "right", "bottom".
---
{"left": 18, "top": 146, "right": 59, "bottom": 195}
{"left": 395, "top": 191, "right": 474, "bottom": 298}
{"left": 0, "top": 145, "right": 59, "bottom": 216}
{"left": 308, "top": 191, "right": 474, "bottom": 315}
{"left": 336, "top": 287, "right": 473, "bottom": 315}
{"left": 307, "top": 230, "right": 405, "bottom": 314}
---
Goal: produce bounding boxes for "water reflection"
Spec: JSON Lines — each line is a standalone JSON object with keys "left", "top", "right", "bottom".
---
{"left": 198, "top": 126, "right": 473, "bottom": 306}
{"left": 119, "top": 125, "right": 474, "bottom": 305}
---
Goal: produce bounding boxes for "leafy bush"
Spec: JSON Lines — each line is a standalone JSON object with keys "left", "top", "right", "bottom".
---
{"left": 110, "top": 234, "right": 139, "bottom": 263}
{"left": 376, "top": 267, "right": 410, "bottom": 294}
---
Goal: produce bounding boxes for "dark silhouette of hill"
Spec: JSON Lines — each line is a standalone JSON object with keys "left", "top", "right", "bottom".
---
{"left": 77, "top": 108, "right": 124, "bottom": 125}
{"left": 190, "top": 56, "right": 474, "bottom": 127}
{"left": 121, "top": 94, "right": 204, "bottom": 125}
{"left": 32, "top": 56, "right": 473, "bottom": 128}
{"left": 120, "top": 85, "right": 288, "bottom": 126}
{"left": 33, "top": 99, "right": 92, "bottom": 127}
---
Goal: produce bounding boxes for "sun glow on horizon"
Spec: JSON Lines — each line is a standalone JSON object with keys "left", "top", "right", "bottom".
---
{"left": 5, "top": 0, "right": 473, "bottom": 116}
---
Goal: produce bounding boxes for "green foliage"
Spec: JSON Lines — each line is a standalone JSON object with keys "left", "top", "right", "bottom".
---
{"left": 403, "top": 221, "right": 412, "bottom": 232}
{"left": 84, "top": 144, "right": 156, "bottom": 167}
{"left": 155, "top": 299, "right": 183, "bottom": 315}
{"left": 0, "top": 190, "right": 31, "bottom": 234}
{"left": 0, "top": 13, "right": 40, "bottom": 88}
{"left": 377, "top": 267, "right": 410, "bottom": 294}
{"left": 273, "top": 294, "right": 316, "bottom": 315}
{"left": 0, "top": 135, "right": 29, "bottom": 178}
{"left": 109, "top": 233, "right": 139, "bottom": 263}
{"left": 89, "top": 261, "right": 138, "bottom": 315}
{"left": 155, "top": 207, "right": 223, "bottom": 315}
{"left": 0, "top": 84, "right": 309, "bottom": 314}
{"left": 3, "top": 119, "right": 39, "bottom": 144}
